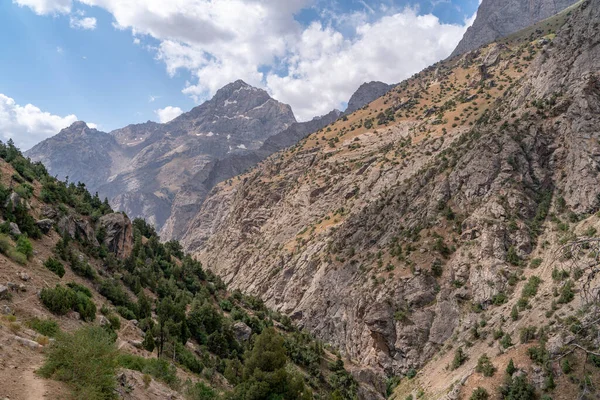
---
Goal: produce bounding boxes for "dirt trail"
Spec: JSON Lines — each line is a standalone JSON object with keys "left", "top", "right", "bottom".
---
{"left": 22, "top": 364, "right": 46, "bottom": 400}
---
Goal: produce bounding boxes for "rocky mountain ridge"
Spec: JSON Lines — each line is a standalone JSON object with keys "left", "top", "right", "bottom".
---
{"left": 26, "top": 80, "right": 297, "bottom": 230}
{"left": 181, "top": 2, "right": 600, "bottom": 398}
{"left": 450, "top": 0, "right": 580, "bottom": 57}
{"left": 27, "top": 81, "right": 381, "bottom": 240}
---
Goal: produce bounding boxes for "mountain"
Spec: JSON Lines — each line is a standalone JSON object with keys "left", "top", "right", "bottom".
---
{"left": 161, "top": 109, "right": 342, "bottom": 241}
{"left": 0, "top": 142, "right": 377, "bottom": 399}
{"left": 181, "top": 1, "right": 600, "bottom": 398}
{"left": 27, "top": 80, "right": 297, "bottom": 229}
{"left": 450, "top": 0, "right": 579, "bottom": 57}
{"left": 23, "top": 121, "right": 126, "bottom": 192}
{"left": 345, "top": 82, "right": 393, "bottom": 115}
{"left": 27, "top": 79, "right": 383, "bottom": 239}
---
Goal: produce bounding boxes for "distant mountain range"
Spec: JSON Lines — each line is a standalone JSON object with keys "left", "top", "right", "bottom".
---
{"left": 26, "top": 80, "right": 391, "bottom": 239}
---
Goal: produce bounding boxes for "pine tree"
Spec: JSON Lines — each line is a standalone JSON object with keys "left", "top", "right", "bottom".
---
{"left": 506, "top": 359, "right": 516, "bottom": 375}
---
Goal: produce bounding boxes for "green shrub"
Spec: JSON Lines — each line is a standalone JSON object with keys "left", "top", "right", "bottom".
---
{"left": 470, "top": 387, "right": 489, "bottom": 400}
{"left": 406, "top": 368, "right": 417, "bottom": 379}
{"left": 67, "top": 282, "right": 92, "bottom": 298}
{"left": 40, "top": 285, "right": 77, "bottom": 315}
{"left": 558, "top": 280, "right": 575, "bottom": 304}
{"left": 519, "top": 326, "right": 537, "bottom": 343}
{"left": 476, "top": 354, "right": 496, "bottom": 377}
{"left": 506, "top": 246, "right": 521, "bottom": 266}
{"left": 506, "top": 359, "right": 516, "bottom": 375}
{"left": 186, "top": 381, "right": 217, "bottom": 400}
{"left": 511, "top": 305, "right": 519, "bottom": 321}
{"left": 521, "top": 276, "right": 542, "bottom": 298}
{"left": 44, "top": 257, "right": 65, "bottom": 278}
{"left": 500, "top": 375, "right": 535, "bottom": 400}
{"left": 450, "top": 347, "right": 468, "bottom": 370}
{"left": 500, "top": 333, "right": 513, "bottom": 349}
{"left": 38, "top": 326, "right": 118, "bottom": 399}
{"left": 16, "top": 235, "right": 33, "bottom": 259}
{"left": 107, "top": 314, "right": 121, "bottom": 331}
{"left": 0, "top": 234, "right": 27, "bottom": 265}
{"left": 117, "top": 354, "right": 179, "bottom": 387}
{"left": 528, "top": 343, "right": 549, "bottom": 366}
{"left": 40, "top": 285, "right": 96, "bottom": 322}
{"left": 529, "top": 258, "right": 542, "bottom": 268}
{"left": 28, "top": 318, "right": 60, "bottom": 337}
{"left": 117, "top": 306, "right": 136, "bottom": 320}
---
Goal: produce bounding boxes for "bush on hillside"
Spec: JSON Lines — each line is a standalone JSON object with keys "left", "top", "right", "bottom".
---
{"left": 38, "top": 326, "right": 118, "bottom": 399}
{"left": 40, "top": 285, "right": 96, "bottom": 322}
{"left": 44, "top": 257, "right": 65, "bottom": 278}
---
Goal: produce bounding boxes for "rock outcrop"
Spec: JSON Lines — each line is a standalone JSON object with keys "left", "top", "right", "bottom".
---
{"left": 450, "top": 0, "right": 579, "bottom": 57}
{"left": 345, "top": 82, "right": 393, "bottom": 115}
{"left": 99, "top": 213, "right": 133, "bottom": 259}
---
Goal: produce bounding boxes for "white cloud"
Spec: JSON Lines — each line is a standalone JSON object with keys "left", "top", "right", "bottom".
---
{"left": 56, "top": 46, "right": 64, "bottom": 54}
{"left": 267, "top": 8, "right": 469, "bottom": 119}
{"left": 0, "top": 93, "right": 79, "bottom": 151}
{"left": 15, "top": 0, "right": 475, "bottom": 120}
{"left": 133, "top": 38, "right": 141, "bottom": 45}
{"left": 155, "top": 106, "right": 183, "bottom": 123}
{"left": 13, "top": 0, "right": 71, "bottom": 15}
{"left": 70, "top": 15, "right": 97, "bottom": 30}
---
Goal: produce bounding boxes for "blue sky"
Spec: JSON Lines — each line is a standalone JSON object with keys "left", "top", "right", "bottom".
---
{"left": 0, "top": 0, "right": 479, "bottom": 150}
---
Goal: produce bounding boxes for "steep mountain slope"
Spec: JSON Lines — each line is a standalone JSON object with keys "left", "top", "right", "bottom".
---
{"left": 0, "top": 142, "right": 374, "bottom": 400}
{"left": 450, "top": 0, "right": 579, "bottom": 57}
{"left": 182, "top": 2, "right": 600, "bottom": 398}
{"left": 161, "top": 109, "right": 342, "bottom": 241}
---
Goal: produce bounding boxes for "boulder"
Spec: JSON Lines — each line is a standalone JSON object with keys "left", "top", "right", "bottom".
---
{"left": 36, "top": 219, "right": 54, "bottom": 234}
{"left": 98, "top": 315, "right": 111, "bottom": 327}
{"left": 0, "top": 285, "right": 9, "bottom": 300}
{"left": 233, "top": 321, "right": 252, "bottom": 341}
{"left": 4, "top": 192, "right": 22, "bottom": 209}
{"left": 41, "top": 205, "right": 58, "bottom": 220}
{"left": 13, "top": 335, "right": 42, "bottom": 350}
{"left": 17, "top": 272, "right": 30, "bottom": 281}
{"left": 57, "top": 215, "right": 98, "bottom": 245}
{"left": 67, "top": 311, "right": 81, "bottom": 320}
{"left": 9, "top": 222, "right": 21, "bottom": 236}
{"left": 99, "top": 213, "right": 133, "bottom": 259}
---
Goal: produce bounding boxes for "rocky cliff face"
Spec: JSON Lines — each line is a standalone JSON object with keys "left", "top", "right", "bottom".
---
{"left": 182, "top": 1, "right": 599, "bottom": 387}
{"left": 450, "top": 0, "right": 579, "bottom": 57}
{"left": 345, "top": 82, "right": 393, "bottom": 115}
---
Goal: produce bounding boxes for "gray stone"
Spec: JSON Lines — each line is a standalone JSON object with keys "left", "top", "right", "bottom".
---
{"left": 36, "top": 219, "right": 54, "bottom": 234}
{"left": 17, "top": 272, "right": 30, "bottom": 281}
{"left": 9, "top": 222, "right": 21, "bottom": 236}
{"left": 233, "top": 321, "right": 252, "bottom": 341}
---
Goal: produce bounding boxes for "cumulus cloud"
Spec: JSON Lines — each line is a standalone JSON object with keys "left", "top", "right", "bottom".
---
{"left": 13, "top": 0, "right": 71, "bottom": 15}
{"left": 0, "top": 93, "right": 79, "bottom": 151}
{"left": 267, "top": 9, "right": 468, "bottom": 119}
{"left": 15, "top": 0, "right": 476, "bottom": 120}
{"left": 70, "top": 15, "right": 97, "bottom": 30}
{"left": 155, "top": 106, "right": 183, "bottom": 123}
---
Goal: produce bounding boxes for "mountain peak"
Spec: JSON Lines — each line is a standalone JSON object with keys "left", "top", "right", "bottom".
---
{"left": 345, "top": 81, "right": 393, "bottom": 115}
{"left": 66, "top": 121, "right": 91, "bottom": 131}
